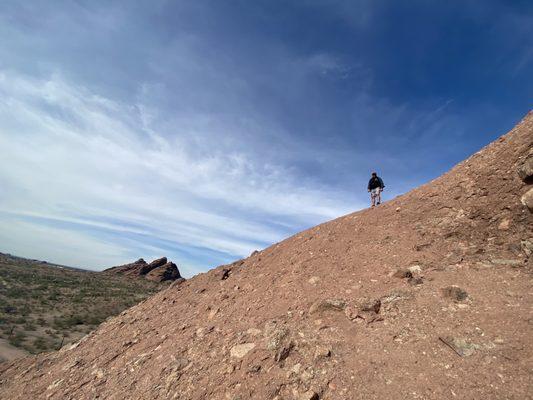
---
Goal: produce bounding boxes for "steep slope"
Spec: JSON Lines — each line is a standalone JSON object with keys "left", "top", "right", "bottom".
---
{"left": 1, "top": 113, "right": 532, "bottom": 400}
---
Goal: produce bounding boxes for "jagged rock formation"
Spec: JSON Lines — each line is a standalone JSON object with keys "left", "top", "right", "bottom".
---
{"left": 146, "top": 262, "right": 184, "bottom": 282}
{"left": 0, "top": 113, "right": 532, "bottom": 399}
{"left": 103, "top": 258, "right": 148, "bottom": 276}
{"left": 103, "top": 257, "right": 183, "bottom": 282}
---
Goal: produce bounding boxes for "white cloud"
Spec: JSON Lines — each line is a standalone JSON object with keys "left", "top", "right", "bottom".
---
{"left": 0, "top": 71, "right": 359, "bottom": 274}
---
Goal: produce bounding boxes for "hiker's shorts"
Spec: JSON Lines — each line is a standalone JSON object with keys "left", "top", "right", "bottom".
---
{"left": 370, "top": 188, "right": 381, "bottom": 198}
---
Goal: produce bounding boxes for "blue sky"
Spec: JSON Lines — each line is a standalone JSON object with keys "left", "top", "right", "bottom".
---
{"left": 0, "top": 1, "right": 531, "bottom": 276}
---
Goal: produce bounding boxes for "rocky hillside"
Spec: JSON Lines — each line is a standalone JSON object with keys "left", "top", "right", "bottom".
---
{"left": 103, "top": 257, "right": 184, "bottom": 283}
{"left": 0, "top": 113, "right": 531, "bottom": 399}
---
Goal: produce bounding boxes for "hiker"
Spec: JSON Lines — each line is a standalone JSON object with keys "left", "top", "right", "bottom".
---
{"left": 367, "top": 172, "right": 385, "bottom": 207}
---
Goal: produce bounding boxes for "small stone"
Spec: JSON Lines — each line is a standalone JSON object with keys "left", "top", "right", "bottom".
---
{"left": 521, "top": 239, "right": 533, "bottom": 257}
{"left": 220, "top": 268, "right": 231, "bottom": 280}
{"left": 392, "top": 269, "right": 412, "bottom": 279}
{"left": 92, "top": 368, "right": 105, "bottom": 379}
{"left": 225, "top": 364, "right": 235, "bottom": 374}
{"left": 246, "top": 328, "right": 262, "bottom": 336}
{"left": 314, "top": 345, "right": 331, "bottom": 359}
{"left": 439, "top": 336, "right": 479, "bottom": 357}
{"left": 498, "top": 218, "right": 510, "bottom": 230}
{"left": 407, "top": 265, "right": 422, "bottom": 274}
{"left": 248, "top": 365, "right": 261, "bottom": 373}
{"left": 517, "top": 151, "right": 533, "bottom": 181}
{"left": 290, "top": 363, "right": 302, "bottom": 374}
{"left": 230, "top": 343, "right": 255, "bottom": 358}
{"left": 308, "top": 276, "right": 321, "bottom": 285}
{"left": 360, "top": 298, "right": 381, "bottom": 314}
{"left": 521, "top": 188, "right": 533, "bottom": 212}
{"left": 492, "top": 259, "right": 522, "bottom": 267}
{"left": 47, "top": 379, "right": 64, "bottom": 390}
{"left": 408, "top": 276, "right": 424, "bottom": 286}
{"left": 441, "top": 286, "right": 468, "bottom": 302}
{"left": 275, "top": 342, "right": 293, "bottom": 362}
{"left": 196, "top": 328, "right": 205, "bottom": 337}
{"left": 173, "top": 357, "right": 189, "bottom": 371}
{"left": 208, "top": 308, "right": 220, "bottom": 320}
{"left": 309, "top": 299, "right": 346, "bottom": 314}
{"left": 300, "top": 368, "right": 315, "bottom": 382}
{"left": 267, "top": 327, "right": 290, "bottom": 351}
{"left": 299, "top": 390, "right": 319, "bottom": 400}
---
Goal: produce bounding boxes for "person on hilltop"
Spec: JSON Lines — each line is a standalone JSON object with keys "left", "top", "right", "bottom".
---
{"left": 367, "top": 172, "right": 385, "bottom": 207}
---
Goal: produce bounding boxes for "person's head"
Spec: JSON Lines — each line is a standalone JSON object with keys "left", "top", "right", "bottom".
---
{"left": 371, "top": 172, "right": 377, "bottom": 177}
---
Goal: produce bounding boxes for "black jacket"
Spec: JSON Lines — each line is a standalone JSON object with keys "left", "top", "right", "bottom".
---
{"left": 368, "top": 176, "right": 384, "bottom": 190}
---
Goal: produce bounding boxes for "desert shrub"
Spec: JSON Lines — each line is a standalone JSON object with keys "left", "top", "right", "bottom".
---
{"left": 47, "top": 288, "right": 62, "bottom": 300}
{"left": 52, "top": 316, "right": 66, "bottom": 330}
{"left": 23, "top": 321, "right": 36, "bottom": 331}
{"left": 8, "top": 331, "right": 26, "bottom": 347}
{"left": 6, "top": 287, "right": 26, "bottom": 298}
{"left": 64, "top": 314, "right": 85, "bottom": 326}
{"left": 33, "top": 337, "right": 48, "bottom": 350}
{"left": 85, "top": 313, "right": 106, "bottom": 326}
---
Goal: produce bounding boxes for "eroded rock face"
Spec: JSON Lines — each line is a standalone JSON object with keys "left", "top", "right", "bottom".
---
{"left": 140, "top": 257, "right": 168, "bottom": 275}
{"left": 145, "top": 262, "right": 183, "bottom": 282}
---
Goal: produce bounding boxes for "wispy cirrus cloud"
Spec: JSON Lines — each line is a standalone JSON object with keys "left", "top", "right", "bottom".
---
{"left": 0, "top": 71, "right": 359, "bottom": 274}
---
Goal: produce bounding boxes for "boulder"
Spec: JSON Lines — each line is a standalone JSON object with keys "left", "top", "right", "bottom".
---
{"left": 517, "top": 151, "right": 533, "bottom": 182}
{"left": 145, "top": 262, "right": 182, "bottom": 282}
{"left": 521, "top": 188, "right": 533, "bottom": 212}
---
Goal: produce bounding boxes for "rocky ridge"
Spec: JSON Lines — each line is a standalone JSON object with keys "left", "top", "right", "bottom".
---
{"left": 0, "top": 112, "right": 532, "bottom": 399}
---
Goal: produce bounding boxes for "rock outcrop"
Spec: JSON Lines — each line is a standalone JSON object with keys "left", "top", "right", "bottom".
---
{"left": 146, "top": 262, "right": 183, "bottom": 282}
{"left": 139, "top": 257, "right": 168, "bottom": 275}
{"left": 104, "top": 257, "right": 183, "bottom": 282}
{"left": 1, "top": 112, "right": 532, "bottom": 400}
